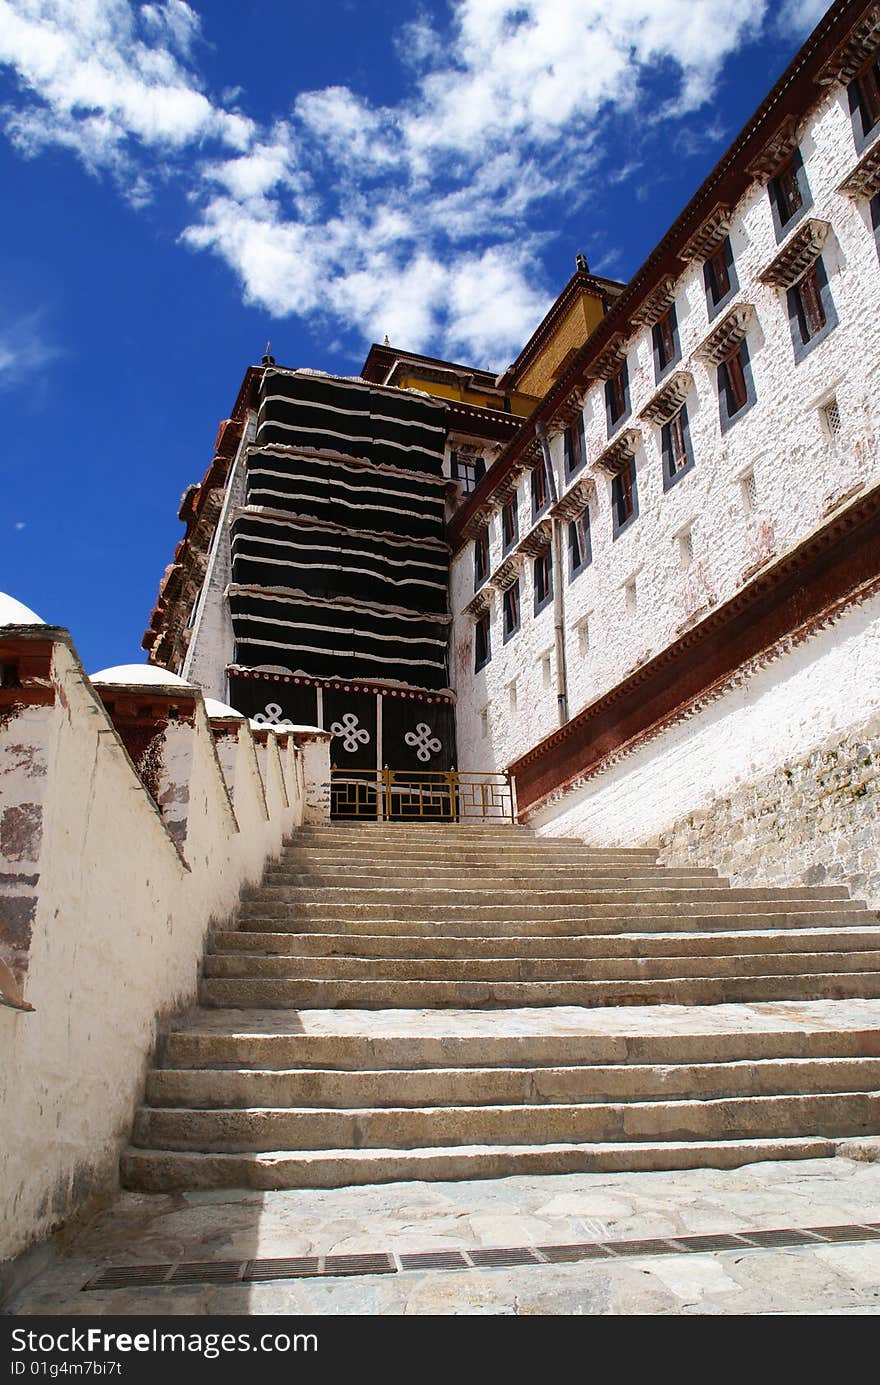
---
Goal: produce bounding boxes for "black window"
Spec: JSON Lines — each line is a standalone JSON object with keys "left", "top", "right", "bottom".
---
{"left": 569, "top": 508, "right": 592, "bottom": 578}
{"left": 611, "top": 459, "right": 639, "bottom": 539}
{"left": 769, "top": 149, "right": 812, "bottom": 241}
{"left": 704, "top": 237, "right": 739, "bottom": 320}
{"left": 872, "top": 193, "right": 880, "bottom": 259}
{"left": 787, "top": 256, "right": 838, "bottom": 361}
{"left": 533, "top": 546, "right": 553, "bottom": 615}
{"left": 473, "top": 527, "right": 489, "bottom": 589}
{"left": 652, "top": 306, "right": 680, "bottom": 381}
{"left": 531, "top": 460, "right": 549, "bottom": 519}
{"left": 848, "top": 52, "right": 880, "bottom": 151}
{"left": 661, "top": 406, "right": 695, "bottom": 490}
{"left": 474, "top": 612, "right": 491, "bottom": 671}
{"left": 563, "top": 415, "right": 587, "bottom": 478}
{"left": 451, "top": 450, "right": 485, "bottom": 494}
{"left": 503, "top": 581, "right": 520, "bottom": 641}
{"left": 604, "top": 359, "right": 630, "bottom": 436}
{"left": 718, "top": 339, "right": 756, "bottom": 433}
{"left": 501, "top": 496, "right": 518, "bottom": 551}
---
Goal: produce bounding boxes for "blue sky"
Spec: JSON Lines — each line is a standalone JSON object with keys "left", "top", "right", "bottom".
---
{"left": 0, "top": 0, "right": 828, "bottom": 673}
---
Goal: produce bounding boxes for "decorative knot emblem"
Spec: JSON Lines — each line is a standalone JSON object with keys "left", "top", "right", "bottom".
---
{"left": 252, "top": 702, "right": 294, "bottom": 728}
{"left": 330, "top": 712, "right": 371, "bottom": 753}
{"left": 405, "top": 722, "right": 442, "bottom": 763}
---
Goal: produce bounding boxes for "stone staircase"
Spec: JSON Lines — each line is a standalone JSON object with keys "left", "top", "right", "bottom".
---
{"left": 122, "top": 823, "right": 880, "bottom": 1191}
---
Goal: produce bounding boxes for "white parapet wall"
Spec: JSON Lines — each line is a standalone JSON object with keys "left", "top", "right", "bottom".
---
{"left": 528, "top": 589, "right": 880, "bottom": 908}
{"left": 0, "top": 620, "right": 330, "bottom": 1283}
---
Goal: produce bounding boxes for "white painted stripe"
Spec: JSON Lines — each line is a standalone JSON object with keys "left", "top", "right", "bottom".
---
{"left": 257, "top": 416, "right": 442, "bottom": 458}
{"left": 234, "top": 611, "right": 447, "bottom": 648}
{"left": 234, "top": 633, "right": 445, "bottom": 669}
{"left": 249, "top": 466, "right": 444, "bottom": 508}
{"left": 232, "top": 548, "right": 446, "bottom": 592}
{"left": 249, "top": 487, "right": 440, "bottom": 525}
{"left": 232, "top": 530, "right": 445, "bottom": 574}
{"left": 259, "top": 393, "right": 446, "bottom": 435}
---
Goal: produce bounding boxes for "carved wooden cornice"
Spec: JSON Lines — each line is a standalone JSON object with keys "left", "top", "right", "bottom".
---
{"left": 816, "top": 5, "right": 880, "bottom": 84}
{"left": 516, "top": 520, "right": 553, "bottom": 559}
{"left": 630, "top": 277, "right": 678, "bottom": 328}
{"left": 493, "top": 463, "right": 528, "bottom": 504}
{"left": 759, "top": 219, "right": 830, "bottom": 288}
{"left": 463, "top": 587, "right": 493, "bottom": 621}
{"left": 594, "top": 429, "right": 641, "bottom": 476}
{"left": 838, "top": 142, "right": 880, "bottom": 200}
{"left": 460, "top": 503, "right": 496, "bottom": 540}
{"left": 678, "top": 203, "right": 732, "bottom": 262}
{"left": 745, "top": 115, "right": 800, "bottom": 183}
{"left": 490, "top": 551, "right": 525, "bottom": 593}
{"left": 695, "top": 303, "right": 755, "bottom": 365}
{"left": 638, "top": 371, "right": 694, "bottom": 426}
{"left": 591, "top": 336, "right": 627, "bottom": 380}
{"left": 552, "top": 388, "right": 588, "bottom": 430}
{"left": 551, "top": 476, "right": 597, "bottom": 522}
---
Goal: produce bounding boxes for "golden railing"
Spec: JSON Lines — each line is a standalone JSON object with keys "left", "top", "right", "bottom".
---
{"left": 330, "top": 768, "right": 515, "bottom": 822}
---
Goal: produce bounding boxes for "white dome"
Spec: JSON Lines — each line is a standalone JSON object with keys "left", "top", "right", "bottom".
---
{"left": 0, "top": 593, "right": 45, "bottom": 627}
{"left": 204, "top": 698, "right": 244, "bottom": 719}
{"left": 90, "top": 663, "right": 194, "bottom": 688}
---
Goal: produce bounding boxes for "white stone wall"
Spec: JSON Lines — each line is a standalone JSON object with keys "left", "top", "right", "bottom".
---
{"left": 0, "top": 633, "right": 328, "bottom": 1275}
{"left": 452, "top": 83, "right": 880, "bottom": 774}
{"left": 528, "top": 590, "right": 880, "bottom": 907}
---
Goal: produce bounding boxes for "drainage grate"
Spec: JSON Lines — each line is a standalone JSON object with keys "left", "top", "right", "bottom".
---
{"left": 243, "top": 1257, "right": 320, "bottom": 1282}
{"left": 469, "top": 1247, "right": 541, "bottom": 1268}
{"left": 82, "top": 1221, "right": 880, "bottom": 1292}
{"left": 323, "top": 1253, "right": 396, "bottom": 1277}
{"left": 399, "top": 1251, "right": 470, "bottom": 1271}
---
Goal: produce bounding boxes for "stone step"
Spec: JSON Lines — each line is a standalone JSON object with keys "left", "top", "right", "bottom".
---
{"left": 236, "top": 909, "right": 869, "bottom": 936}
{"left": 198, "top": 971, "right": 880, "bottom": 1009}
{"left": 202, "top": 949, "right": 880, "bottom": 984}
{"left": 161, "top": 1016, "right": 880, "bottom": 1072}
{"left": 239, "top": 899, "right": 864, "bottom": 925}
{"left": 265, "top": 867, "right": 723, "bottom": 886}
{"left": 132, "top": 1090, "right": 880, "bottom": 1152}
{"left": 145, "top": 1057, "right": 880, "bottom": 1110}
{"left": 210, "top": 926, "right": 880, "bottom": 960}
{"left": 243, "top": 885, "right": 849, "bottom": 908}
{"left": 121, "top": 1135, "right": 843, "bottom": 1191}
{"left": 279, "top": 851, "right": 666, "bottom": 870}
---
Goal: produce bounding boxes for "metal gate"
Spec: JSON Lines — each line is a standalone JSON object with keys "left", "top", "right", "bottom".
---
{"left": 330, "top": 767, "right": 515, "bottom": 822}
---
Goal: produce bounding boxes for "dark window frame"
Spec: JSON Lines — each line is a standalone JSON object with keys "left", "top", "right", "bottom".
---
{"left": 704, "top": 236, "right": 739, "bottom": 321}
{"left": 661, "top": 404, "right": 695, "bottom": 491}
{"left": 872, "top": 193, "right": 880, "bottom": 259}
{"left": 473, "top": 526, "right": 490, "bottom": 591}
{"left": 786, "top": 255, "right": 838, "bottom": 362}
{"left": 451, "top": 450, "right": 486, "bottom": 495}
{"left": 533, "top": 545, "right": 554, "bottom": 616}
{"left": 563, "top": 414, "right": 588, "bottom": 479}
{"left": 474, "top": 611, "right": 491, "bottom": 672}
{"left": 848, "top": 53, "right": 880, "bottom": 153}
{"left": 502, "top": 580, "right": 521, "bottom": 643}
{"left": 718, "top": 338, "right": 757, "bottom": 433}
{"left": 769, "top": 148, "right": 812, "bottom": 242}
{"left": 501, "top": 495, "right": 519, "bottom": 553}
{"left": 530, "top": 459, "right": 550, "bottom": 522}
{"left": 652, "top": 305, "right": 681, "bottom": 382}
{"left": 568, "top": 507, "right": 592, "bottom": 580}
{"left": 611, "top": 458, "right": 639, "bottom": 540}
{"left": 604, "top": 358, "right": 631, "bottom": 438}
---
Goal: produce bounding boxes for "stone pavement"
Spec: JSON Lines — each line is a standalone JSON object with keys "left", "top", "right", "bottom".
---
{"left": 8, "top": 1153, "right": 880, "bottom": 1315}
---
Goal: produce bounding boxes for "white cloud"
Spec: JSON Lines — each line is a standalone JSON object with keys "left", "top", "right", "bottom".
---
{"left": 0, "top": 309, "right": 61, "bottom": 390}
{"left": 0, "top": 0, "right": 799, "bottom": 364}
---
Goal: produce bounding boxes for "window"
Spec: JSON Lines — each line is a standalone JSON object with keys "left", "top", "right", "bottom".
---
{"left": 872, "top": 193, "right": 880, "bottom": 259}
{"left": 605, "top": 359, "right": 630, "bottom": 436}
{"left": 531, "top": 460, "right": 549, "bottom": 519}
{"left": 848, "top": 52, "right": 880, "bottom": 151}
{"left": 473, "top": 527, "right": 489, "bottom": 589}
{"left": 563, "top": 415, "right": 587, "bottom": 478}
{"left": 541, "top": 652, "right": 553, "bottom": 689}
{"left": 576, "top": 616, "right": 590, "bottom": 657}
{"left": 821, "top": 397, "right": 842, "bottom": 442}
{"left": 652, "top": 306, "right": 680, "bottom": 381}
{"left": 769, "top": 150, "right": 811, "bottom": 241}
{"left": 787, "top": 257, "right": 837, "bottom": 361}
{"left": 533, "top": 545, "right": 553, "bottom": 614}
{"left": 479, "top": 706, "right": 489, "bottom": 737}
{"left": 718, "top": 339, "right": 756, "bottom": 432}
{"left": 501, "top": 495, "right": 518, "bottom": 551}
{"left": 625, "top": 579, "right": 637, "bottom": 615}
{"left": 678, "top": 526, "right": 694, "bottom": 570}
{"left": 503, "top": 580, "right": 521, "bottom": 641}
{"left": 611, "top": 458, "right": 639, "bottom": 538}
{"left": 704, "top": 236, "right": 739, "bottom": 319}
{"left": 741, "top": 469, "right": 758, "bottom": 516}
{"left": 474, "top": 612, "right": 491, "bottom": 671}
{"left": 508, "top": 679, "right": 518, "bottom": 714}
{"left": 661, "top": 405, "right": 694, "bottom": 490}
{"left": 451, "top": 450, "right": 485, "bottom": 494}
{"left": 568, "top": 507, "right": 592, "bottom": 577}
